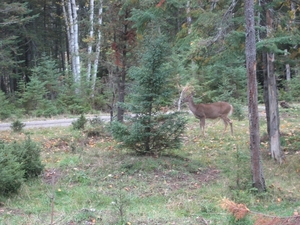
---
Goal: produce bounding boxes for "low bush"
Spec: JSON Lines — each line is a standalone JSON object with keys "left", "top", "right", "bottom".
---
{"left": 10, "top": 136, "right": 44, "bottom": 178}
{"left": 0, "top": 142, "right": 25, "bottom": 195}
{"left": 10, "top": 120, "right": 26, "bottom": 132}
{"left": 0, "top": 137, "right": 44, "bottom": 195}
{"left": 72, "top": 114, "right": 88, "bottom": 130}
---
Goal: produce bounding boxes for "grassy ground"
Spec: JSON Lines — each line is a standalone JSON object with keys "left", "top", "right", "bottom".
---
{"left": 1, "top": 107, "right": 300, "bottom": 225}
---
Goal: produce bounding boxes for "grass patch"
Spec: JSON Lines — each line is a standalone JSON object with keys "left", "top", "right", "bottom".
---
{"left": 1, "top": 108, "right": 300, "bottom": 224}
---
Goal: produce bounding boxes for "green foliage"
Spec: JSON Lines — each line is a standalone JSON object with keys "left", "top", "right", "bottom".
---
{"left": 111, "top": 35, "right": 187, "bottom": 154}
{"left": 0, "top": 91, "right": 14, "bottom": 119}
{"left": 197, "top": 60, "right": 247, "bottom": 103}
{"left": 30, "top": 54, "right": 61, "bottom": 100}
{"left": 72, "top": 114, "right": 88, "bottom": 130}
{"left": 16, "top": 58, "right": 74, "bottom": 117}
{"left": 17, "top": 76, "right": 50, "bottom": 114}
{"left": 9, "top": 137, "right": 44, "bottom": 178}
{"left": 287, "top": 76, "right": 300, "bottom": 102}
{"left": 85, "top": 116, "right": 108, "bottom": 137}
{"left": 0, "top": 137, "right": 43, "bottom": 195}
{"left": 231, "top": 102, "right": 246, "bottom": 121}
{"left": 0, "top": 142, "right": 25, "bottom": 196}
{"left": 256, "top": 35, "right": 299, "bottom": 55}
{"left": 55, "top": 75, "right": 91, "bottom": 114}
{"left": 111, "top": 113, "right": 187, "bottom": 154}
{"left": 10, "top": 120, "right": 25, "bottom": 132}
{"left": 226, "top": 215, "right": 253, "bottom": 225}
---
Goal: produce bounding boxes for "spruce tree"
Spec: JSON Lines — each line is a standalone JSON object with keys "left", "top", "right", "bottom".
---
{"left": 111, "top": 35, "right": 187, "bottom": 155}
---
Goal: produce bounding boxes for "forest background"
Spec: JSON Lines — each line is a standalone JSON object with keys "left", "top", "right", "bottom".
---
{"left": 0, "top": 0, "right": 299, "bottom": 121}
{"left": 1, "top": 0, "right": 300, "bottom": 224}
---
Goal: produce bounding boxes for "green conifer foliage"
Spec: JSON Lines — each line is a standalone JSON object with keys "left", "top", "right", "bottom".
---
{"left": 111, "top": 35, "right": 187, "bottom": 155}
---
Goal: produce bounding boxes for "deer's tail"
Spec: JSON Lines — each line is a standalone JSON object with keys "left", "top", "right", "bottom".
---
{"left": 229, "top": 104, "right": 234, "bottom": 116}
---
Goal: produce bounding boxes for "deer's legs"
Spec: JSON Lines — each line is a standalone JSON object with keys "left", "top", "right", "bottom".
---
{"left": 229, "top": 119, "right": 233, "bottom": 135}
{"left": 221, "top": 116, "right": 233, "bottom": 136}
{"left": 200, "top": 118, "right": 206, "bottom": 136}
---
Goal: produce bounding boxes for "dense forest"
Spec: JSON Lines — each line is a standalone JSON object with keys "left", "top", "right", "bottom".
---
{"left": 0, "top": 0, "right": 299, "bottom": 120}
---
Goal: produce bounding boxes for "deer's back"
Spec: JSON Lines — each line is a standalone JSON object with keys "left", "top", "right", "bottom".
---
{"left": 194, "top": 102, "right": 232, "bottom": 119}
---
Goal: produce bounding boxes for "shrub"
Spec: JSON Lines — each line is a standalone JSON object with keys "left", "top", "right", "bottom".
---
{"left": 0, "top": 142, "right": 25, "bottom": 195}
{"left": 0, "top": 91, "right": 14, "bottom": 120}
{"left": 85, "top": 116, "right": 108, "bottom": 137}
{"left": 10, "top": 120, "right": 26, "bottom": 132}
{"left": 231, "top": 102, "right": 245, "bottom": 121}
{"left": 72, "top": 114, "right": 88, "bottom": 130}
{"left": 111, "top": 113, "right": 187, "bottom": 155}
{"left": 0, "top": 137, "right": 44, "bottom": 195}
{"left": 10, "top": 136, "right": 44, "bottom": 178}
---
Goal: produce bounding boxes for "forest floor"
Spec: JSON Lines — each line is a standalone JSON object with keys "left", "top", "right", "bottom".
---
{"left": 0, "top": 106, "right": 300, "bottom": 224}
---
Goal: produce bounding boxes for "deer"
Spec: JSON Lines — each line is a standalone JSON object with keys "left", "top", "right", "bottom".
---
{"left": 181, "top": 93, "right": 233, "bottom": 136}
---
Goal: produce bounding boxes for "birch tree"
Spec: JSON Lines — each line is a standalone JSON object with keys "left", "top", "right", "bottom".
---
{"left": 245, "top": 0, "right": 266, "bottom": 192}
{"left": 86, "top": 0, "right": 94, "bottom": 83}
{"left": 86, "top": 0, "right": 103, "bottom": 95}
{"left": 62, "top": 0, "right": 81, "bottom": 86}
{"left": 91, "top": 1, "right": 103, "bottom": 94}
{"left": 186, "top": 1, "right": 192, "bottom": 35}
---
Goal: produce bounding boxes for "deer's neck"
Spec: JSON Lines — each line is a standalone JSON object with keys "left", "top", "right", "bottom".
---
{"left": 187, "top": 97, "right": 198, "bottom": 114}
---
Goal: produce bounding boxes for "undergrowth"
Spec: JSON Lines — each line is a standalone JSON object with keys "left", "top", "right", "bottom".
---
{"left": 0, "top": 108, "right": 300, "bottom": 224}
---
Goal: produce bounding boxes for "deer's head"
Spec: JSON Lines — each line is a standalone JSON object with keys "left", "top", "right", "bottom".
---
{"left": 181, "top": 92, "right": 194, "bottom": 104}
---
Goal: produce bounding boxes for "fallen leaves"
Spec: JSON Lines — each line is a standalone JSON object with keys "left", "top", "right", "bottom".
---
{"left": 220, "top": 198, "right": 250, "bottom": 221}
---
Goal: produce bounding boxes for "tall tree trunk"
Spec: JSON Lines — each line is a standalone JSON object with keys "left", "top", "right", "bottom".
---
{"left": 266, "top": 52, "right": 282, "bottom": 163}
{"left": 186, "top": 1, "right": 192, "bottom": 34}
{"left": 72, "top": 0, "right": 80, "bottom": 84}
{"left": 262, "top": 1, "right": 283, "bottom": 163}
{"left": 116, "top": 10, "right": 129, "bottom": 122}
{"left": 91, "top": 0, "right": 103, "bottom": 96}
{"left": 285, "top": 49, "right": 291, "bottom": 89}
{"left": 63, "top": 0, "right": 81, "bottom": 87}
{"left": 245, "top": 0, "right": 266, "bottom": 192}
{"left": 86, "top": 0, "right": 94, "bottom": 83}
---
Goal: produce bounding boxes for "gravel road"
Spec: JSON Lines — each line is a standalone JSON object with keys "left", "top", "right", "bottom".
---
{"left": 0, "top": 116, "right": 111, "bottom": 131}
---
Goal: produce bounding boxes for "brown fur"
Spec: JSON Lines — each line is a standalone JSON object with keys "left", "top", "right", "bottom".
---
{"left": 183, "top": 94, "right": 233, "bottom": 136}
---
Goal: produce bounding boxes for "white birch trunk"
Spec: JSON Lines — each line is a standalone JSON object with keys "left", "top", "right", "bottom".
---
{"left": 71, "top": 0, "right": 80, "bottom": 84}
{"left": 178, "top": 88, "right": 185, "bottom": 111}
{"left": 87, "top": 0, "right": 94, "bottom": 82}
{"left": 68, "top": 0, "right": 76, "bottom": 75}
{"left": 63, "top": 0, "right": 81, "bottom": 85}
{"left": 91, "top": 0, "right": 103, "bottom": 95}
{"left": 62, "top": 1, "right": 71, "bottom": 70}
{"left": 186, "top": 1, "right": 192, "bottom": 34}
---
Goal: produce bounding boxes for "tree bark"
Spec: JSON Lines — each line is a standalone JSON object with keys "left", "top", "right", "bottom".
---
{"left": 261, "top": 1, "right": 283, "bottom": 163}
{"left": 186, "top": 1, "right": 192, "bottom": 34}
{"left": 63, "top": 0, "right": 81, "bottom": 87}
{"left": 91, "top": 0, "right": 103, "bottom": 96}
{"left": 116, "top": 10, "right": 129, "bottom": 122}
{"left": 245, "top": 0, "right": 266, "bottom": 192}
{"left": 86, "top": 0, "right": 94, "bottom": 83}
{"left": 266, "top": 52, "right": 283, "bottom": 163}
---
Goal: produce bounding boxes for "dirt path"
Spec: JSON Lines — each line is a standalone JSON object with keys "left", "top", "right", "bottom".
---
{"left": 0, "top": 116, "right": 111, "bottom": 131}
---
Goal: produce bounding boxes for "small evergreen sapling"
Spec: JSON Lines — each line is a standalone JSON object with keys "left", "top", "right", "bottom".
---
{"left": 111, "top": 35, "right": 187, "bottom": 155}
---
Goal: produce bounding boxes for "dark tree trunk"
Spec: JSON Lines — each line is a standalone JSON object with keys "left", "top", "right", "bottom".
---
{"left": 117, "top": 68, "right": 125, "bottom": 122}
{"left": 245, "top": 0, "right": 266, "bottom": 192}
{"left": 116, "top": 10, "right": 130, "bottom": 122}
{"left": 261, "top": 0, "right": 283, "bottom": 163}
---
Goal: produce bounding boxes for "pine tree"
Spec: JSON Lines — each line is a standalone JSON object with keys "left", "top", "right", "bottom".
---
{"left": 111, "top": 35, "right": 187, "bottom": 155}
